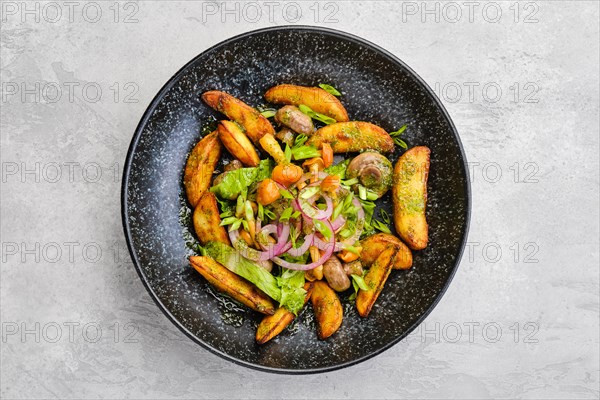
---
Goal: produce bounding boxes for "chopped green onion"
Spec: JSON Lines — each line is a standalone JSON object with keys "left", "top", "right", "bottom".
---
{"left": 292, "top": 210, "right": 302, "bottom": 219}
{"left": 293, "top": 134, "right": 308, "bottom": 147}
{"left": 260, "top": 109, "right": 277, "bottom": 118}
{"left": 241, "top": 219, "right": 249, "bottom": 232}
{"left": 351, "top": 274, "right": 369, "bottom": 291}
{"left": 343, "top": 193, "right": 354, "bottom": 210}
{"left": 279, "top": 189, "right": 294, "bottom": 199}
{"left": 264, "top": 208, "right": 276, "bottom": 221}
{"left": 284, "top": 144, "right": 292, "bottom": 163}
{"left": 344, "top": 245, "right": 362, "bottom": 255}
{"left": 229, "top": 219, "right": 242, "bottom": 231}
{"left": 389, "top": 125, "right": 407, "bottom": 136}
{"left": 339, "top": 228, "right": 352, "bottom": 239}
{"left": 220, "top": 210, "right": 233, "bottom": 218}
{"left": 333, "top": 200, "right": 345, "bottom": 220}
{"left": 292, "top": 145, "right": 321, "bottom": 160}
{"left": 366, "top": 190, "right": 379, "bottom": 201}
{"left": 380, "top": 209, "right": 390, "bottom": 224}
{"left": 372, "top": 219, "right": 391, "bottom": 234}
{"left": 279, "top": 207, "right": 294, "bottom": 222}
{"left": 342, "top": 178, "right": 359, "bottom": 186}
{"left": 290, "top": 225, "right": 297, "bottom": 247}
{"left": 257, "top": 203, "right": 265, "bottom": 221}
{"left": 358, "top": 185, "right": 367, "bottom": 200}
{"left": 389, "top": 125, "right": 408, "bottom": 149}
{"left": 220, "top": 216, "right": 239, "bottom": 226}
{"left": 244, "top": 200, "right": 254, "bottom": 222}
{"left": 236, "top": 194, "right": 245, "bottom": 217}
{"left": 300, "top": 186, "right": 320, "bottom": 199}
{"left": 394, "top": 137, "right": 408, "bottom": 149}
{"left": 313, "top": 219, "right": 333, "bottom": 241}
{"left": 318, "top": 83, "right": 341, "bottom": 96}
{"left": 298, "top": 104, "right": 337, "bottom": 125}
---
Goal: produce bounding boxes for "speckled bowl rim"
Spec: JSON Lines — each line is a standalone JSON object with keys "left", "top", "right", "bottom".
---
{"left": 121, "top": 25, "right": 471, "bottom": 374}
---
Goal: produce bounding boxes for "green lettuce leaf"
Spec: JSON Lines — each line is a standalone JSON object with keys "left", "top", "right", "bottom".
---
{"left": 276, "top": 269, "right": 306, "bottom": 315}
{"left": 203, "top": 241, "right": 281, "bottom": 300}
{"left": 203, "top": 241, "right": 306, "bottom": 314}
{"left": 210, "top": 159, "right": 273, "bottom": 200}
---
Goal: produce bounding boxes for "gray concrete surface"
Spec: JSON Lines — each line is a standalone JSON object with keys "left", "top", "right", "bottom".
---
{"left": 1, "top": 1, "right": 598, "bottom": 399}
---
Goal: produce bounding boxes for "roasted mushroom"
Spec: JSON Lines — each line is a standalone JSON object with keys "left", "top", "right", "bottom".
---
{"left": 347, "top": 152, "right": 394, "bottom": 198}
{"left": 224, "top": 159, "right": 243, "bottom": 172}
{"left": 343, "top": 260, "right": 363, "bottom": 277}
{"left": 275, "top": 105, "right": 314, "bottom": 135}
{"left": 323, "top": 255, "right": 351, "bottom": 292}
{"left": 276, "top": 127, "right": 296, "bottom": 147}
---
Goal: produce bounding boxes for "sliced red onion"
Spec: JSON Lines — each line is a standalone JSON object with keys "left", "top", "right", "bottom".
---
{"left": 230, "top": 222, "right": 291, "bottom": 262}
{"left": 272, "top": 220, "right": 335, "bottom": 270}
{"left": 292, "top": 172, "right": 328, "bottom": 190}
{"left": 314, "top": 235, "right": 343, "bottom": 252}
{"left": 286, "top": 233, "right": 314, "bottom": 257}
{"left": 331, "top": 214, "right": 346, "bottom": 231}
{"left": 298, "top": 190, "right": 333, "bottom": 220}
{"left": 314, "top": 198, "right": 365, "bottom": 251}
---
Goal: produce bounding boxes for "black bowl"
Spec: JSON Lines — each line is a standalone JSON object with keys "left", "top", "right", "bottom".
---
{"left": 122, "top": 26, "right": 470, "bottom": 373}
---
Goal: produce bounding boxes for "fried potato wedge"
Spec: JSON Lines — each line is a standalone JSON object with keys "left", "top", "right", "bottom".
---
{"left": 217, "top": 120, "right": 260, "bottom": 167}
{"left": 193, "top": 192, "right": 230, "bottom": 246}
{"left": 265, "top": 84, "right": 349, "bottom": 122}
{"left": 392, "top": 146, "right": 430, "bottom": 250}
{"left": 184, "top": 131, "right": 222, "bottom": 208}
{"left": 307, "top": 122, "right": 394, "bottom": 153}
{"left": 256, "top": 283, "right": 313, "bottom": 345}
{"left": 311, "top": 281, "right": 343, "bottom": 340}
{"left": 360, "top": 233, "right": 413, "bottom": 270}
{"left": 202, "top": 91, "right": 274, "bottom": 143}
{"left": 190, "top": 256, "right": 275, "bottom": 315}
{"left": 356, "top": 246, "right": 398, "bottom": 317}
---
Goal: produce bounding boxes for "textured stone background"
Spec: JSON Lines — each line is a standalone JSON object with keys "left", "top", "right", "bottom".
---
{"left": 1, "top": 1, "right": 598, "bottom": 399}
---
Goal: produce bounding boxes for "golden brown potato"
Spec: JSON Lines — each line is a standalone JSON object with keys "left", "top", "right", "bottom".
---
{"left": 183, "top": 131, "right": 222, "bottom": 208}
{"left": 189, "top": 256, "right": 275, "bottom": 315}
{"left": 360, "top": 233, "right": 413, "bottom": 270}
{"left": 311, "top": 281, "right": 343, "bottom": 339}
{"left": 217, "top": 120, "right": 260, "bottom": 167}
{"left": 202, "top": 91, "right": 275, "bottom": 143}
{"left": 307, "top": 122, "right": 394, "bottom": 153}
{"left": 392, "top": 146, "right": 430, "bottom": 250}
{"left": 255, "top": 283, "right": 313, "bottom": 345}
{"left": 322, "top": 255, "right": 351, "bottom": 292}
{"left": 356, "top": 246, "right": 398, "bottom": 317}
{"left": 265, "top": 84, "right": 349, "bottom": 122}
{"left": 193, "top": 192, "right": 231, "bottom": 246}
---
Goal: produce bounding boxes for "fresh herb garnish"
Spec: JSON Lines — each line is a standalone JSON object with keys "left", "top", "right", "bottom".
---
{"left": 380, "top": 209, "right": 391, "bottom": 224}
{"left": 318, "top": 83, "right": 341, "bottom": 96}
{"left": 298, "top": 104, "right": 337, "bottom": 125}
{"left": 372, "top": 219, "right": 392, "bottom": 234}
{"left": 389, "top": 124, "right": 408, "bottom": 149}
